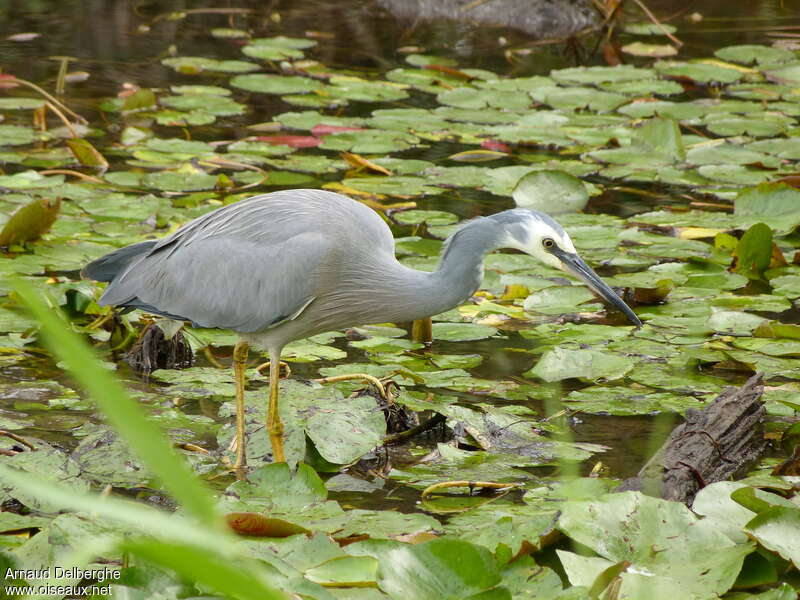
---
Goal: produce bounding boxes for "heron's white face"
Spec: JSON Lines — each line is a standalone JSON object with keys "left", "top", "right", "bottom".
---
{"left": 501, "top": 217, "right": 578, "bottom": 271}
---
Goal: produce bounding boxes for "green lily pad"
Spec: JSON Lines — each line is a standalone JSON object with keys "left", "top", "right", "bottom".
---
{"left": 231, "top": 74, "right": 324, "bottom": 95}
{"left": 0, "top": 125, "right": 35, "bottom": 146}
{"left": 600, "top": 78, "right": 683, "bottom": 95}
{"left": 734, "top": 183, "right": 800, "bottom": 234}
{"left": 523, "top": 286, "right": 599, "bottom": 316}
{"left": 141, "top": 171, "right": 218, "bottom": 192}
{"left": 160, "top": 94, "right": 246, "bottom": 116}
{"left": 655, "top": 60, "right": 744, "bottom": 84}
{"left": 227, "top": 462, "right": 327, "bottom": 508}
{"left": 161, "top": 56, "right": 258, "bottom": 73}
{"left": 512, "top": 170, "right": 589, "bottom": 214}
{"left": 430, "top": 322, "right": 497, "bottom": 341}
{"left": 551, "top": 65, "right": 658, "bottom": 84}
{"left": 530, "top": 86, "right": 629, "bottom": 112}
{"left": 526, "top": 347, "right": 634, "bottom": 382}
{"left": 622, "top": 42, "right": 678, "bottom": 58}
{"left": 564, "top": 385, "right": 705, "bottom": 415}
{"left": 377, "top": 538, "right": 507, "bottom": 600}
{"left": 438, "top": 87, "right": 530, "bottom": 110}
{"left": 306, "top": 555, "right": 378, "bottom": 587}
{"left": 686, "top": 142, "right": 779, "bottom": 167}
{"left": 0, "top": 98, "right": 46, "bottom": 110}
{"left": 744, "top": 507, "right": 800, "bottom": 569}
{"left": 558, "top": 491, "right": 753, "bottom": 598}
{"left": 764, "top": 64, "right": 800, "bottom": 85}
{"left": 327, "top": 76, "right": 409, "bottom": 103}
{"left": 623, "top": 22, "right": 678, "bottom": 36}
{"left": 715, "top": 45, "right": 795, "bottom": 65}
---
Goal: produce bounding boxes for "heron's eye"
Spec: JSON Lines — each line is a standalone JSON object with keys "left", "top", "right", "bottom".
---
{"left": 542, "top": 238, "right": 555, "bottom": 249}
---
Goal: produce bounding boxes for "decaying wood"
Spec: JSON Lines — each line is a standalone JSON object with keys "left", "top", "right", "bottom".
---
{"left": 618, "top": 374, "right": 766, "bottom": 505}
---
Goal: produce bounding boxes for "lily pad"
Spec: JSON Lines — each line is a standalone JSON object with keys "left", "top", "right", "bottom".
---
{"left": 715, "top": 45, "right": 796, "bottom": 65}
{"left": 558, "top": 491, "right": 753, "bottom": 599}
{"left": 377, "top": 538, "right": 506, "bottom": 600}
{"left": 512, "top": 170, "right": 589, "bottom": 214}
{"left": 161, "top": 56, "right": 258, "bottom": 73}
{"left": 231, "top": 74, "right": 324, "bottom": 95}
{"left": 526, "top": 347, "right": 634, "bottom": 382}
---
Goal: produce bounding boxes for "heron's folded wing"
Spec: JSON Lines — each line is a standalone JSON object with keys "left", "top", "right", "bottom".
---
{"left": 99, "top": 232, "right": 331, "bottom": 333}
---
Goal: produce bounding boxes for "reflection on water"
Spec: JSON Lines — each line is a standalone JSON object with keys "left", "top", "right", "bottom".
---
{"left": 1, "top": 0, "right": 797, "bottom": 102}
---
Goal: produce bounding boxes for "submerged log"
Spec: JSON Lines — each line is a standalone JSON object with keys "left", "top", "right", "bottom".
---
{"left": 617, "top": 374, "right": 766, "bottom": 505}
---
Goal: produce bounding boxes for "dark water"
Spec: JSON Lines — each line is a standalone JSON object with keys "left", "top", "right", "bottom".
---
{"left": 0, "top": 0, "right": 797, "bottom": 485}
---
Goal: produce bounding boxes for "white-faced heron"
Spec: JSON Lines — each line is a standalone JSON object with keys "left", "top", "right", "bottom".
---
{"left": 82, "top": 189, "right": 641, "bottom": 469}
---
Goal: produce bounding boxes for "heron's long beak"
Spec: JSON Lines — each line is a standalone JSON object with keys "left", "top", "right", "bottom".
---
{"left": 552, "top": 248, "right": 642, "bottom": 327}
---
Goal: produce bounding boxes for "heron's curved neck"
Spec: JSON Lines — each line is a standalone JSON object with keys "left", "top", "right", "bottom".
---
{"left": 390, "top": 217, "right": 504, "bottom": 321}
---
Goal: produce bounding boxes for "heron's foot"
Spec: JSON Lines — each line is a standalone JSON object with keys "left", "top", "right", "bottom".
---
{"left": 256, "top": 360, "right": 292, "bottom": 379}
{"left": 0, "top": 431, "right": 36, "bottom": 456}
{"left": 224, "top": 434, "right": 250, "bottom": 479}
{"left": 313, "top": 373, "right": 392, "bottom": 402}
{"left": 215, "top": 456, "right": 249, "bottom": 481}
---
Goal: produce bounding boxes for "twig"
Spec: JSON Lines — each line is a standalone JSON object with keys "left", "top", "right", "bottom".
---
{"left": 40, "top": 169, "right": 104, "bottom": 183}
{"left": 202, "top": 346, "right": 225, "bottom": 369}
{"left": 314, "top": 373, "right": 387, "bottom": 399}
{"left": 630, "top": 0, "right": 684, "bottom": 47}
{"left": 8, "top": 77, "right": 86, "bottom": 123}
{"left": 0, "top": 431, "right": 36, "bottom": 451}
{"left": 174, "top": 442, "right": 210, "bottom": 454}
{"left": 383, "top": 413, "right": 445, "bottom": 445}
{"left": 421, "top": 480, "right": 522, "bottom": 499}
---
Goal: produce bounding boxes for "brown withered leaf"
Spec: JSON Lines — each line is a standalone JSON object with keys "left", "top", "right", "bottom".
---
{"left": 340, "top": 152, "right": 391, "bottom": 175}
{"left": 225, "top": 512, "right": 310, "bottom": 537}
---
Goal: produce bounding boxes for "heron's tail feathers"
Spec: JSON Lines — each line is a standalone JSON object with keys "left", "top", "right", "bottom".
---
{"left": 81, "top": 240, "right": 157, "bottom": 282}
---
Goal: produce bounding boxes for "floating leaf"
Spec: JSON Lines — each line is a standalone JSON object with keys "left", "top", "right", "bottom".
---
{"left": 66, "top": 138, "right": 108, "bottom": 169}
{"left": 622, "top": 42, "right": 678, "bottom": 58}
{"left": 623, "top": 22, "right": 678, "bottom": 36}
{"left": 526, "top": 347, "right": 634, "bottom": 382}
{"left": 0, "top": 124, "right": 35, "bottom": 145}
{"left": 558, "top": 491, "right": 752, "bottom": 598}
{"left": 377, "top": 538, "right": 505, "bottom": 600}
{"left": 744, "top": 507, "right": 800, "bottom": 569}
{"left": 655, "top": 60, "right": 743, "bottom": 83}
{"left": 447, "top": 149, "right": 508, "bottom": 163}
{"left": 733, "top": 223, "right": 773, "bottom": 280}
{"left": 306, "top": 556, "right": 378, "bottom": 587}
{"left": 0, "top": 97, "right": 45, "bottom": 110}
{"left": 161, "top": 56, "right": 258, "bottom": 73}
{"left": 0, "top": 197, "right": 60, "bottom": 247}
{"left": 734, "top": 183, "right": 800, "bottom": 234}
{"left": 715, "top": 44, "right": 796, "bottom": 65}
{"left": 231, "top": 73, "right": 323, "bottom": 95}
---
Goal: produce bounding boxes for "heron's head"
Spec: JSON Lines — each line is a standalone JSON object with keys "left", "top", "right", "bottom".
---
{"left": 491, "top": 209, "right": 642, "bottom": 327}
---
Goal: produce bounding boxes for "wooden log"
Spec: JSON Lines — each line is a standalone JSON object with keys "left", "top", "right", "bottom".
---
{"left": 617, "top": 374, "right": 766, "bottom": 505}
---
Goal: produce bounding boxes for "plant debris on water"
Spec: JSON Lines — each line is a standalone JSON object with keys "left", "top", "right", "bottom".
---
{"left": 0, "top": 2, "right": 799, "bottom": 599}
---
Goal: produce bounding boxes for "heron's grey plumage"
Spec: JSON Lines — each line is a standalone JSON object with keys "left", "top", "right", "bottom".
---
{"left": 85, "top": 188, "right": 640, "bottom": 355}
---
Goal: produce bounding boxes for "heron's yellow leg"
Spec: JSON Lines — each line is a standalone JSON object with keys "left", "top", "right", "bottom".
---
{"left": 267, "top": 354, "right": 286, "bottom": 463}
{"left": 313, "top": 374, "right": 388, "bottom": 400}
{"left": 232, "top": 341, "right": 249, "bottom": 476}
{"left": 411, "top": 317, "right": 433, "bottom": 346}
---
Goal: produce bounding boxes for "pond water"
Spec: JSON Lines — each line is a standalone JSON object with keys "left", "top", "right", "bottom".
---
{"left": 1, "top": 0, "right": 799, "bottom": 512}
